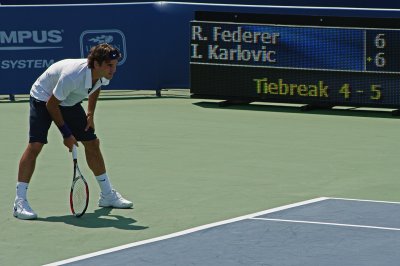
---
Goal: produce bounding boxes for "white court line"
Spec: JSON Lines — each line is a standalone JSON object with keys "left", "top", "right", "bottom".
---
{"left": 165, "top": 2, "right": 400, "bottom": 12}
{"left": 330, "top": 197, "right": 400, "bottom": 205}
{"left": 250, "top": 218, "right": 400, "bottom": 232}
{"left": 2, "top": 1, "right": 400, "bottom": 11}
{"left": 43, "top": 197, "right": 328, "bottom": 266}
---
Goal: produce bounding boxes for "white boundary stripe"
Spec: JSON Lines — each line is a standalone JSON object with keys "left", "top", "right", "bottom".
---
{"left": 43, "top": 197, "right": 328, "bottom": 266}
{"left": 1, "top": 2, "right": 400, "bottom": 11}
{"left": 0, "top": 2, "right": 156, "bottom": 7}
{"left": 165, "top": 2, "right": 400, "bottom": 12}
{"left": 330, "top": 197, "right": 400, "bottom": 205}
{"left": 250, "top": 218, "right": 400, "bottom": 232}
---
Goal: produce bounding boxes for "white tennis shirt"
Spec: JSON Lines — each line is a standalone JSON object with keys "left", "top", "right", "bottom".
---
{"left": 30, "top": 58, "right": 110, "bottom": 106}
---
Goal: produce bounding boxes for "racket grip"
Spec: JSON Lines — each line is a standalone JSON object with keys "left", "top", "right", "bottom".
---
{"left": 72, "top": 145, "right": 78, "bottom": 160}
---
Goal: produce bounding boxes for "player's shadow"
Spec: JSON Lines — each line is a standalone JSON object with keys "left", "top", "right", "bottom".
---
{"left": 37, "top": 208, "right": 148, "bottom": 231}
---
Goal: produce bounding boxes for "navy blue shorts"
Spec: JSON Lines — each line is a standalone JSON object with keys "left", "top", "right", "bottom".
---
{"left": 29, "top": 96, "right": 97, "bottom": 144}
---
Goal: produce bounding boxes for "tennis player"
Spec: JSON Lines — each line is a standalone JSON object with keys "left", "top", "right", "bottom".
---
{"left": 13, "top": 43, "right": 133, "bottom": 220}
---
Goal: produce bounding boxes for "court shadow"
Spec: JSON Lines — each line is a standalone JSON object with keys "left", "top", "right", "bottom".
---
{"left": 37, "top": 208, "right": 148, "bottom": 231}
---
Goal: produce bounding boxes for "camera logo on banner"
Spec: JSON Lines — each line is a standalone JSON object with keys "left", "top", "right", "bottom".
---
{"left": 80, "top": 29, "right": 127, "bottom": 65}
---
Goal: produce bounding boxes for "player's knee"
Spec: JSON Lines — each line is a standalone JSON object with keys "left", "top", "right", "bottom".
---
{"left": 28, "top": 142, "right": 43, "bottom": 154}
{"left": 25, "top": 143, "right": 43, "bottom": 159}
{"left": 83, "top": 138, "right": 100, "bottom": 152}
{"left": 91, "top": 138, "right": 100, "bottom": 149}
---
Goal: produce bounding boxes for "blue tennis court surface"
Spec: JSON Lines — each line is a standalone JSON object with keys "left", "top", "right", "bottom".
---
{"left": 47, "top": 197, "right": 400, "bottom": 266}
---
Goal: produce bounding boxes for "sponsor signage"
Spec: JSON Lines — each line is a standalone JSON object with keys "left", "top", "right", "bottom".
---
{"left": 80, "top": 29, "right": 127, "bottom": 66}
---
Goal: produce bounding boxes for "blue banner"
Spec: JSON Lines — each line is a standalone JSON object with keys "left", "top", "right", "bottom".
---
{"left": 0, "top": 3, "right": 159, "bottom": 94}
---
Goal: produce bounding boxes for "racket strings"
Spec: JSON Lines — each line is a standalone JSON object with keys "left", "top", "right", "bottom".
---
{"left": 71, "top": 176, "right": 88, "bottom": 215}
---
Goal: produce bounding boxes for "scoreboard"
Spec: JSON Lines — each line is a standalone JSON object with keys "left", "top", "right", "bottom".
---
{"left": 190, "top": 12, "right": 400, "bottom": 108}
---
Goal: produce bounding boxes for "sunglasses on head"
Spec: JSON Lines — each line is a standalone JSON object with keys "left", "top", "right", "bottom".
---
{"left": 108, "top": 49, "right": 120, "bottom": 60}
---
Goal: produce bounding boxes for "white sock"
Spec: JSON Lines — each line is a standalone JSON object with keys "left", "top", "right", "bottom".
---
{"left": 95, "top": 173, "right": 112, "bottom": 195}
{"left": 16, "top": 182, "right": 29, "bottom": 200}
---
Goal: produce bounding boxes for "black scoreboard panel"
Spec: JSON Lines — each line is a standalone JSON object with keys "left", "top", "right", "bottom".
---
{"left": 190, "top": 12, "right": 400, "bottom": 108}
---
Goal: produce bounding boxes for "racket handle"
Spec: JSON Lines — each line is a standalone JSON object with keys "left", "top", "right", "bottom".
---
{"left": 72, "top": 145, "right": 78, "bottom": 160}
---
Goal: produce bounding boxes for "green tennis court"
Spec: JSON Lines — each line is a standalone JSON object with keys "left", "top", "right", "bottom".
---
{"left": 1, "top": 89, "right": 399, "bottom": 265}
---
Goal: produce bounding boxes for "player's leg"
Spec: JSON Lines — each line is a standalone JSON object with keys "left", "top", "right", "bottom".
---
{"left": 61, "top": 103, "right": 132, "bottom": 209}
{"left": 81, "top": 138, "right": 106, "bottom": 176}
{"left": 18, "top": 142, "right": 44, "bottom": 183}
{"left": 14, "top": 97, "right": 51, "bottom": 220}
{"left": 14, "top": 142, "right": 44, "bottom": 220}
{"left": 81, "top": 139, "right": 111, "bottom": 195}
{"left": 81, "top": 139, "right": 133, "bottom": 208}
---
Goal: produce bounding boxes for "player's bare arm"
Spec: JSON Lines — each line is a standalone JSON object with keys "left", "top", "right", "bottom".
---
{"left": 86, "top": 88, "right": 101, "bottom": 131}
{"left": 46, "top": 94, "right": 65, "bottom": 127}
{"left": 46, "top": 94, "right": 78, "bottom": 150}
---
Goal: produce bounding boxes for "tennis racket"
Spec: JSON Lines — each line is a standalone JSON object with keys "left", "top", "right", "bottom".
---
{"left": 70, "top": 145, "right": 89, "bottom": 217}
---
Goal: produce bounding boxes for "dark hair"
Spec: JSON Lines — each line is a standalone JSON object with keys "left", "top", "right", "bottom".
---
{"left": 87, "top": 43, "right": 122, "bottom": 69}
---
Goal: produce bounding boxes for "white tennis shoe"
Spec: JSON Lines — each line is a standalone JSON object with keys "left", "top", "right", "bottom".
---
{"left": 98, "top": 190, "right": 133, "bottom": 208}
{"left": 13, "top": 198, "right": 37, "bottom": 220}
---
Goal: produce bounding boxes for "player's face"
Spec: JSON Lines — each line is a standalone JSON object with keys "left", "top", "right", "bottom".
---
{"left": 95, "top": 59, "right": 118, "bottom": 80}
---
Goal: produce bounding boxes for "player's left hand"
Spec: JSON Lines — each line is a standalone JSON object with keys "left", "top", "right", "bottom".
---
{"left": 85, "top": 113, "right": 95, "bottom": 131}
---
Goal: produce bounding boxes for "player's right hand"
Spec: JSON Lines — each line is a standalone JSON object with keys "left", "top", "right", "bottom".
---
{"left": 64, "top": 135, "right": 78, "bottom": 152}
